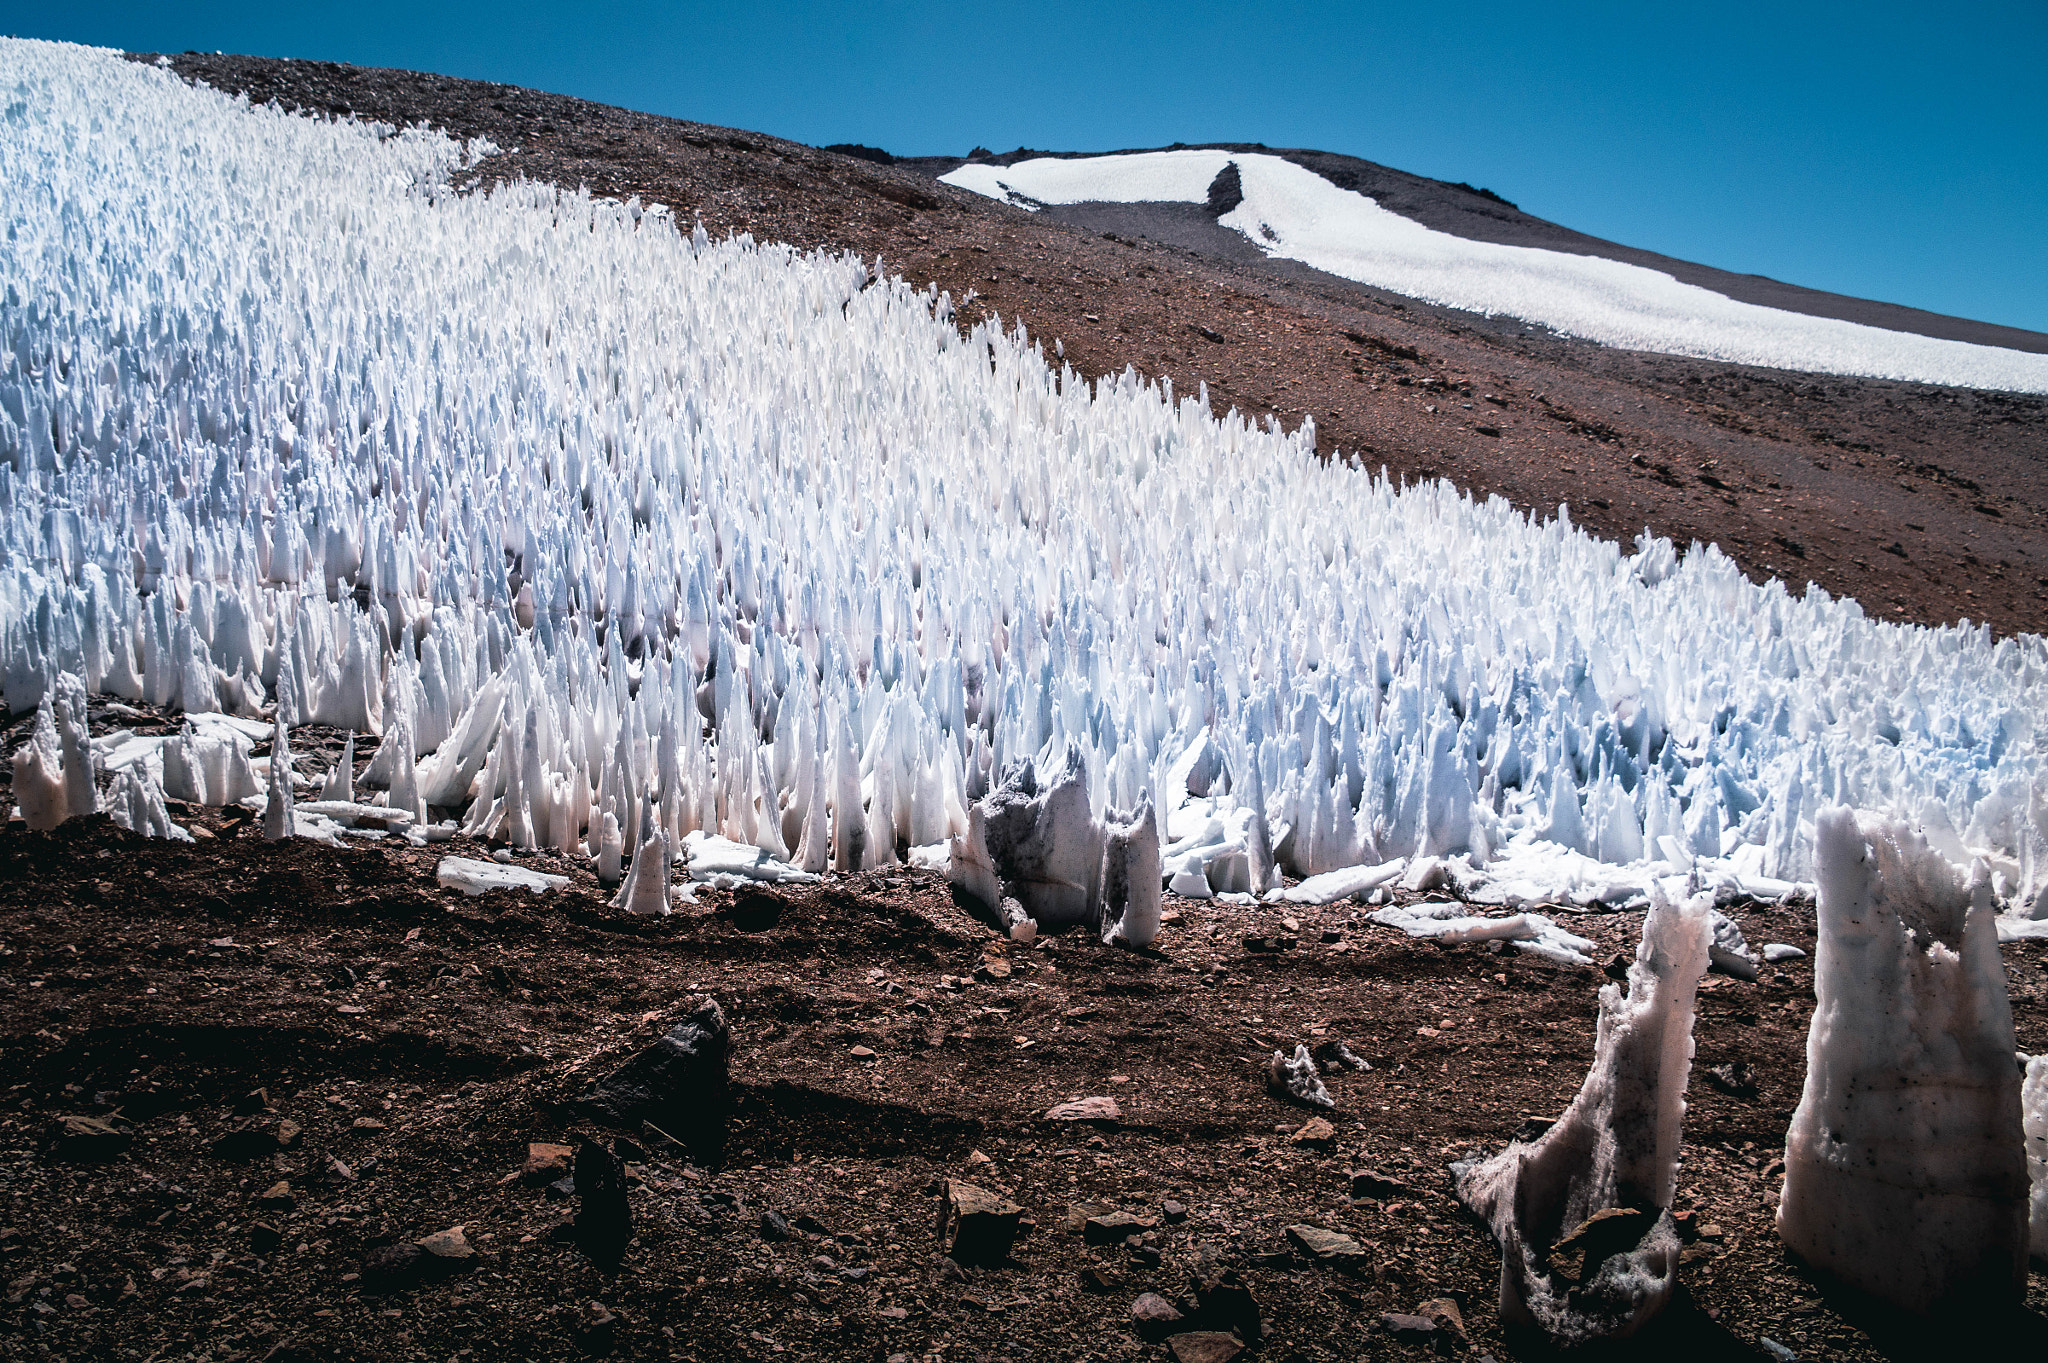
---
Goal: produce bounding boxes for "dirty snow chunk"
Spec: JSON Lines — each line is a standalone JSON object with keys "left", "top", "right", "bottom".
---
{"left": 1707, "top": 909, "right": 1758, "bottom": 979}
{"left": 1285, "top": 860, "right": 1406, "bottom": 906}
{"left": 294, "top": 800, "right": 415, "bottom": 827}
{"left": 2024, "top": 1054, "right": 2047, "bottom": 1262}
{"left": 1268, "top": 1045, "right": 1334, "bottom": 1109}
{"left": 1761, "top": 943, "right": 1806, "bottom": 963}
{"left": 436, "top": 856, "right": 571, "bottom": 897}
{"left": 1777, "top": 809, "right": 2027, "bottom": 1312}
{"left": 681, "top": 832, "right": 818, "bottom": 884}
{"left": 1452, "top": 887, "right": 1712, "bottom": 1344}
{"left": 1370, "top": 903, "right": 1595, "bottom": 965}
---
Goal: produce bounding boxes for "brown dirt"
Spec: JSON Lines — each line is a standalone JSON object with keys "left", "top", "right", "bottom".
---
{"left": 131, "top": 51, "right": 2048, "bottom": 640}
{"left": 2, "top": 711, "right": 2045, "bottom": 1362}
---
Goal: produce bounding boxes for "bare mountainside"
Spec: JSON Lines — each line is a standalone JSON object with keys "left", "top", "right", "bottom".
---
{"left": 133, "top": 51, "right": 2048, "bottom": 639}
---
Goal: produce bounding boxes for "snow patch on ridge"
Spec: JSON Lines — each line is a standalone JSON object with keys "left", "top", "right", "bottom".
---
{"left": 941, "top": 152, "right": 2048, "bottom": 394}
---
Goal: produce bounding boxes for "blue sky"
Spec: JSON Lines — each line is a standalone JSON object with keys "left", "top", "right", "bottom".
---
{"left": 11, "top": 2, "right": 2045, "bottom": 334}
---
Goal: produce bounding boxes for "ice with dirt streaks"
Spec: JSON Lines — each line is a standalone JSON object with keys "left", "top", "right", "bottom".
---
{"left": 1777, "top": 808, "right": 2028, "bottom": 1310}
{"left": 2, "top": 40, "right": 2046, "bottom": 924}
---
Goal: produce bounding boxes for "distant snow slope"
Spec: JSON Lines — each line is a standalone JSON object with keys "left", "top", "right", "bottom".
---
{"left": 943, "top": 152, "right": 2048, "bottom": 395}
{"left": 4, "top": 40, "right": 2045, "bottom": 917}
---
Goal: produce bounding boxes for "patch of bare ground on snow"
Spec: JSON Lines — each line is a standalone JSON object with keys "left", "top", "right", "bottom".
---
{"left": 0, "top": 708, "right": 2045, "bottom": 1361}
{"left": 133, "top": 51, "right": 2048, "bottom": 640}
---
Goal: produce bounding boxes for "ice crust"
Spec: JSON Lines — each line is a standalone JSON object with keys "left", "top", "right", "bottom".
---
{"left": 942, "top": 152, "right": 2048, "bottom": 395}
{"left": 1452, "top": 888, "right": 1713, "bottom": 1343}
{"left": 2, "top": 42, "right": 2046, "bottom": 925}
{"left": 436, "top": 855, "right": 571, "bottom": 896}
{"left": 1777, "top": 808, "right": 2028, "bottom": 1310}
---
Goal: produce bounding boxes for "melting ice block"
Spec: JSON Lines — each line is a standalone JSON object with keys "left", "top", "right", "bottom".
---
{"left": 106, "top": 766, "right": 191, "bottom": 842}
{"left": 1776, "top": 808, "right": 2028, "bottom": 1311}
{"left": 436, "top": 856, "right": 571, "bottom": 896}
{"left": 1283, "top": 859, "right": 1406, "bottom": 906}
{"left": 681, "top": 832, "right": 819, "bottom": 885}
{"left": 950, "top": 743, "right": 1103, "bottom": 930}
{"left": 613, "top": 826, "right": 673, "bottom": 915}
{"left": 1268, "top": 1044, "right": 1333, "bottom": 1109}
{"left": 1453, "top": 887, "right": 1712, "bottom": 1344}
{"left": 1098, "top": 796, "right": 1163, "bottom": 948}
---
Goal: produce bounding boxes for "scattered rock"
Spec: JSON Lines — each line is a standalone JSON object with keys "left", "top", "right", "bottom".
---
{"left": 1704, "top": 1061, "right": 1758, "bottom": 1098}
{"left": 1065, "top": 1201, "right": 1115, "bottom": 1232}
{"left": 1240, "top": 933, "right": 1297, "bottom": 953}
{"left": 350, "top": 1116, "right": 386, "bottom": 1132}
{"left": 250, "top": 1222, "right": 283, "bottom": 1254}
{"left": 573, "top": 1139, "right": 632, "bottom": 1273}
{"left": 1045, "top": 1096, "right": 1121, "bottom": 1124}
{"left": 209, "top": 1122, "right": 279, "bottom": 1162}
{"left": 47, "top": 1115, "right": 131, "bottom": 1161}
{"left": 521, "top": 1142, "right": 575, "bottom": 1185}
{"left": 1131, "top": 1291, "right": 1185, "bottom": 1340}
{"left": 417, "top": 1226, "right": 471, "bottom": 1260}
{"left": 234, "top": 1088, "right": 271, "bottom": 1115}
{"left": 1188, "top": 1243, "right": 1260, "bottom": 1340}
{"left": 574, "top": 995, "right": 730, "bottom": 1159}
{"left": 850, "top": 1045, "right": 877, "bottom": 1060}
{"left": 1548, "top": 1207, "right": 1658, "bottom": 1283}
{"left": 256, "top": 1181, "right": 295, "bottom": 1211}
{"left": 1165, "top": 1332, "right": 1243, "bottom": 1363}
{"left": 275, "top": 1119, "right": 303, "bottom": 1149}
{"left": 1416, "top": 1296, "right": 1468, "bottom": 1346}
{"left": 1289, "top": 1117, "right": 1336, "bottom": 1150}
{"left": 1161, "top": 1199, "right": 1188, "bottom": 1224}
{"left": 1348, "top": 1168, "right": 1412, "bottom": 1200}
{"left": 939, "top": 1180, "right": 1023, "bottom": 1265}
{"left": 1284, "top": 1223, "right": 1368, "bottom": 1271}
{"left": 1083, "top": 1210, "right": 1156, "bottom": 1245}
{"left": 758, "top": 1209, "right": 791, "bottom": 1242}
{"left": 360, "top": 1243, "right": 427, "bottom": 1290}
{"left": 576, "top": 1301, "right": 617, "bottom": 1354}
{"left": 313, "top": 1154, "right": 355, "bottom": 1186}
{"left": 1381, "top": 1312, "right": 1443, "bottom": 1346}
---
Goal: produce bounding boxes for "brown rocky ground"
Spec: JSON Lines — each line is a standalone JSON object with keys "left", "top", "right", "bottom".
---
{"left": 131, "top": 51, "right": 2048, "bottom": 640}
{"left": 2, "top": 712, "right": 2045, "bottom": 1362}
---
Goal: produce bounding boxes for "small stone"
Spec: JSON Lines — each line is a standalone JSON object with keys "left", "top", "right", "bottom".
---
{"left": 48, "top": 1115, "right": 131, "bottom": 1161}
{"left": 877, "top": 1305, "right": 907, "bottom": 1320}
{"left": 210, "top": 1122, "right": 280, "bottom": 1162}
{"left": 573, "top": 1139, "right": 633, "bottom": 1273}
{"left": 1083, "top": 1210, "right": 1157, "bottom": 1245}
{"left": 1165, "top": 1332, "right": 1243, "bottom": 1363}
{"left": 1045, "top": 1096, "right": 1121, "bottom": 1124}
{"left": 964, "top": 1148, "right": 994, "bottom": 1168}
{"left": 577, "top": 1300, "right": 617, "bottom": 1353}
{"left": 256, "top": 1181, "right": 295, "bottom": 1211}
{"left": 939, "top": 1180, "right": 1023, "bottom": 1265}
{"left": 850, "top": 1046, "right": 877, "bottom": 1060}
{"left": 351, "top": 1117, "right": 387, "bottom": 1132}
{"left": 250, "top": 1222, "right": 283, "bottom": 1254}
{"left": 521, "top": 1142, "right": 575, "bottom": 1185}
{"left": 1065, "top": 1201, "right": 1115, "bottom": 1232}
{"left": 1548, "top": 1206, "right": 1657, "bottom": 1282}
{"left": 1284, "top": 1223, "right": 1368, "bottom": 1271}
{"left": 1381, "top": 1312, "right": 1440, "bottom": 1344}
{"left": 1161, "top": 1199, "right": 1188, "bottom": 1224}
{"left": 1131, "top": 1292, "right": 1185, "bottom": 1341}
{"left": 1289, "top": 1117, "right": 1336, "bottom": 1150}
{"left": 1077, "top": 1265, "right": 1120, "bottom": 1292}
{"left": 361, "top": 1243, "right": 427, "bottom": 1289}
{"left": 315, "top": 1154, "right": 356, "bottom": 1185}
{"left": 1347, "top": 1168, "right": 1411, "bottom": 1200}
{"left": 234, "top": 1089, "right": 271, "bottom": 1115}
{"left": 1188, "top": 1244, "right": 1260, "bottom": 1341}
{"left": 759, "top": 1209, "right": 791, "bottom": 1241}
{"left": 275, "top": 1119, "right": 303, "bottom": 1149}
{"left": 417, "top": 1226, "right": 471, "bottom": 1259}
{"left": 1416, "top": 1296, "right": 1467, "bottom": 1344}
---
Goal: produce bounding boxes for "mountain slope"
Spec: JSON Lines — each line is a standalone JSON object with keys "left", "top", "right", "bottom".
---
{"left": 134, "top": 52, "right": 2048, "bottom": 639}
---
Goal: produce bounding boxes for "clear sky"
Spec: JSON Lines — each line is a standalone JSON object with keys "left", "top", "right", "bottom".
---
{"left": 9, "top": 2, "right": 2045, "bottom": 334}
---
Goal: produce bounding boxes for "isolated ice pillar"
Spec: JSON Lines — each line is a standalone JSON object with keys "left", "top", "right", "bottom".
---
{"left": 262, "top": 717, "right": 296, "bottom": 841}
{"left": 10, "top": 694, "right": 69, "bottom": 830}
{"left": 1098, "top": 795, "right": 1162, "bottom": 948}
{"left": 1776, "top": 808, "right": 2027, "bottom": 1311}
{"left": 1453, "top": 887, "right": 1712, "bottom": 1344}
{"left": 612, "top": 816, "right": 673, "bottom": 916}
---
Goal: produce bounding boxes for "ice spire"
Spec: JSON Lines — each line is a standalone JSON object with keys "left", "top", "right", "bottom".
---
{"left": 262, "top": 716, "right": 296, "bottom": 841}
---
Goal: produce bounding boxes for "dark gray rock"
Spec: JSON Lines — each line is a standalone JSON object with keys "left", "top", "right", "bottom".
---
{"left": 574, "top": 996, "right": 730, "bottom": 1160}
{"left": 572, "top": 1139, "right": 632, "bottom": 1273}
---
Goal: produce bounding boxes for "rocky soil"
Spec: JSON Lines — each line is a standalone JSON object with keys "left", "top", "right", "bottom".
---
{"left": 1, "top": 709, "right": 2045, "bottom": 1361}
{"left": 132, "top": 51, "right": 2048, "bottom": 641}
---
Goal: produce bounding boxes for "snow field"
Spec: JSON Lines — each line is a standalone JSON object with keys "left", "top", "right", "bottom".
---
{"left": 2, "top": 40, "right": 2047, "bottom": 928}
{"left": 942, "top": 152, "right": 2048, "bottom": 395}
